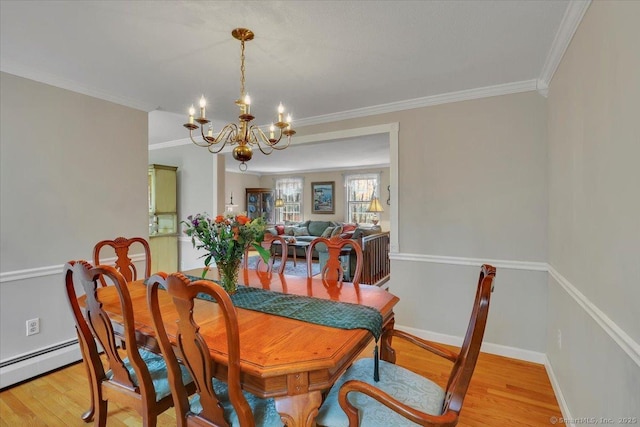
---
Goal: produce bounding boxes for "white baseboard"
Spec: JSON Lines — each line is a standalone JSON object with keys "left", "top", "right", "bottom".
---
{"left": 544, "top": 356, "right": 575, "bottom": 427}
{"left": 395, "top": 324, "right": 547, "bottom": 364}
{"left": 0, "top": 341, "right": 82, "bottom": 389}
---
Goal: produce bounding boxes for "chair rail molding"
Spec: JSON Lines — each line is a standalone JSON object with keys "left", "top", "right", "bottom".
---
{"left": 390, "top": 252, "right": 640, "bottom": 367}
{"left": 390, "top": 252, "right": 547, "bottom": 271}
{"left": 0, "top": 253, "right": 147, "bottom": 284}
{"left": 547, "top": 265, "right": 640, "bottom": 367}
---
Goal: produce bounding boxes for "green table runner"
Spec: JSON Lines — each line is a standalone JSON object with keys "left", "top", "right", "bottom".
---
{"left": 185, "top": 275, "right": 382, "bottom": 341}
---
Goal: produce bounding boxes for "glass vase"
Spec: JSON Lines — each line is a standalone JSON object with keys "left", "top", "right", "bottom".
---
{"left": 217, "top": 258, "right": 241, "bottom": 294}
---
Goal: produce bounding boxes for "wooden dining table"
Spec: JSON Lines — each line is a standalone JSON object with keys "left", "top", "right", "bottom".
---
{"left": 84, "top": 268, "right": 399, "bottom": 427}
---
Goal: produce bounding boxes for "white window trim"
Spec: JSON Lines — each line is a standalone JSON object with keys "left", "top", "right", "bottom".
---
{"left": 344, "top": 172, "right": 381, "bottom": 224}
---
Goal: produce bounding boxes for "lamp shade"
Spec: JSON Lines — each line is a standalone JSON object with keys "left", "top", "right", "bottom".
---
{"left": 275, "top": 197, "right": 284, "bottom": 208}
{"left": 367, "top": 197, "right": 384, "bottom": 213}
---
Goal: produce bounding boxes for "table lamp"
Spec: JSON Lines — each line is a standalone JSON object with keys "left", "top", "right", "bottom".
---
{"left": 367, "top": 195, "right": 384, "bottom": 225}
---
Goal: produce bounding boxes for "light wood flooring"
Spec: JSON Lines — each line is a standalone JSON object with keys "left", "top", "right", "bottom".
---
{"left": 0, "top": 339, "right": 563, "bottom": 426}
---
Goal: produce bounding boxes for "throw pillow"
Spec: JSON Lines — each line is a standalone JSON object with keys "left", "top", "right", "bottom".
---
{"left": 352, "top": 228, "right": 364, "bottom": 240}
{"left": 308, "top": 221, "right": 334, "bottom": 236}
{"left": 321, "top": 226, "right": 335, "bottom": 238}
{"left": 293, "top": 226, "right": 310, "bottom": 237}
{"left": 275, "top": 225, "right": 285, "bottom": 235}
{"left": 265, "top": 227, "right": 277, "bottom": 236}
{"left": 284, "top": 226, "right": 296, "bottom": 236}
{"left": 342, "top": 223, "right": 357, "bottom": 233}
{"left": 330, "top": 225, "right": 343, "bottom": 237}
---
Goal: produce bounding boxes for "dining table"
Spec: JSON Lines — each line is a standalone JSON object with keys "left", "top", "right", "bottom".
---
{"left": 81, "top": 267, "right": 399, "bottom": 427}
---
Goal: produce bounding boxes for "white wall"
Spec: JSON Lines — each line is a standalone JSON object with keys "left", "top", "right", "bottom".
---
{"left": 0, "top": 72, "right": 148, "bottom": 387}
{"left": 546, "top": 1, "right": 640, "bottom": 420}
{"left": 226, "top": 171, "right": 261, "bottom": 213}
{"left": 296, "top": 91, "right": 549, "bottom": 357}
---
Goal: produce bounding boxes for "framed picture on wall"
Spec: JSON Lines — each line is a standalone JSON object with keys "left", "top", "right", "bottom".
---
{"left": 311, "top": 181, "right": 335, "bottom": 214}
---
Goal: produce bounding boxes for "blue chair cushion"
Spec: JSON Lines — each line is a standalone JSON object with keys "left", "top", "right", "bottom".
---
{"left": 190, "top": 379, "right": 282, "bottom": 427}
{"left": 316, "top": 358, "right": 445, "bottom": 427}
{"left": 106, "top": 348, "right": 192, "bottom": 402}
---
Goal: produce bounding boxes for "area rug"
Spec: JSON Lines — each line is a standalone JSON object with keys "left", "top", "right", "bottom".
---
{"left": 245, "top": 255, "right": 320, "bottom": 277}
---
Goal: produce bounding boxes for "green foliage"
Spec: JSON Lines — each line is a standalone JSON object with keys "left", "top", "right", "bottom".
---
{"left": 182, "top": 213, "right": 270, "bottom": 276}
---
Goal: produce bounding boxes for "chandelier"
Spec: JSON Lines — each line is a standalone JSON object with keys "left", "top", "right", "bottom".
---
{"left": 184, "top": 28, "right": 295, "bottom": 171}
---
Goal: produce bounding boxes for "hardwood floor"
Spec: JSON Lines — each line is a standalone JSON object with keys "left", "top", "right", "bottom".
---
{"left": 0, "top": 340, "right": 564, "bottom": 426}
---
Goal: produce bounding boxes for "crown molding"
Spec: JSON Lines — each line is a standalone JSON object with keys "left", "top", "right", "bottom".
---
{"left": 294, "top": 80, "right": 538, "bottom": 127}
{"left": 256, "top": 163, "right": 391, "bottom": 177}
{"left": 537, "top": 0, "right": 592, "bottom": 97}
{"left": 0, "top": 62, "right": 157, "bottom": 112}
{"left": 148, "top": 137, "right": 192, "bottom": 150}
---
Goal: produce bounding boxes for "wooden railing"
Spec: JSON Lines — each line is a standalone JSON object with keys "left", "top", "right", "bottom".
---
{"left": 357, "top": 231, "right": 390, "bottom": 287}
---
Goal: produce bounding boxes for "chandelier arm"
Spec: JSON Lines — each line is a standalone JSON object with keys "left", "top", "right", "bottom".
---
{"left": 246, "top": 127, "right": 272, "bottom": 155}
{"left": 206, "top": 124, "right": 239, "bottom": 153}
{"left": 189, "top": 131, "right": 217, "bottom": 148}
{"left": 267, "top": 131, "right": 292, "bottom": 151}
{"left": 217, "top": 123, "right": 240, "bottom": 145}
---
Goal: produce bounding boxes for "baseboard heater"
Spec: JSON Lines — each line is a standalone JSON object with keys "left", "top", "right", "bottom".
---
{"left": 0, "top": 338, "right": 82, "bottom": 389}
{"left": 0, "top": 338, "right": 79, "bottom": 369}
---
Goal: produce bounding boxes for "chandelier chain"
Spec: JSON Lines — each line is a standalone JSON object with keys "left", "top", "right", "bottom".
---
{"left": 240, "top": 39, "right": 246, "bottom": 97}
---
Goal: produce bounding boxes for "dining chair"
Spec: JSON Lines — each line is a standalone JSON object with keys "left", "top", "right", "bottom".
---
{"left": 93, "top": 236, "right": 152, "bottom": 287}
{"left": 307, "top": 236, "right": 363, "bottom": 285}
{"left": 146, "top": 272, "right": 283, "bottom": 427}
{"left": 243, "top": 233, "right": 288, "bottom": 274}
{"left": 64, "top": 260, "right": 193, "bottom": 427}
{"left": 315, "top": 264, "right": 497, "bottom": 427}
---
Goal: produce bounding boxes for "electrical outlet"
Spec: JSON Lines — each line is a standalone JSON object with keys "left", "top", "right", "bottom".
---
{"left": 557, "top": 329, "right": 562, "bottom": 350}
{"left": 26, "top": 318, "right": 40, "bottom": 336}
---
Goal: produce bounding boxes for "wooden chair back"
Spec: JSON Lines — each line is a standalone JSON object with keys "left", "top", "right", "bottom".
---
{"left": 308, "top": 236, "right": 364, "bottom": 285}
{"left": 243, "top": 233, "right": 288, "bottom": 274}
{"left": 64, "top": 260, "right": 175, "bottom": 426}
{"left": 330, "top": 264, "right": 496, "bottom": 427}
{"left": 443, "top": 264, "right": 496, "bottom": 415}
{"left": 147, "top": 272, "right": 254, "bottom": 427}
{"left": 93, "top": 236, "right": 151, "bottom": 287}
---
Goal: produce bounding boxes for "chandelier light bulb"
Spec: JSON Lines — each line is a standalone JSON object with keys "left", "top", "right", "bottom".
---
{"left": 244, "top": 93, "right": 251, "bottom": 114}
{"left": 199, "top": 95, "right": 206, "bottom": 118}
{"left": 188, "top": 105, "right": 195, "bottom": 124}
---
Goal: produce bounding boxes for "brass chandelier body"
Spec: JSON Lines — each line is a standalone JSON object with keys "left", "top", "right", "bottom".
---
{"left": 184, "top": 28, "right": 295, "bottom": 171}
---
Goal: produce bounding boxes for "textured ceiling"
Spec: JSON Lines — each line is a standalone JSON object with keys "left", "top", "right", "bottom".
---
{"left": 1, "top": 0, "right": 571, "bottom": 173}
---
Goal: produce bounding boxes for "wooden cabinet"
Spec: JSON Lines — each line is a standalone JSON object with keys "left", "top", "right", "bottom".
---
{"left": 148, "top": 164, "right": 178, "bottom": 273}
{"left": 246, "top": 188, "right": 275, "bottom": 224}
{"left": 149, "top": 164, "right": 177, "bottom": 214}
{"left": 149, "top": 235, "right": 178, "bottom": 273}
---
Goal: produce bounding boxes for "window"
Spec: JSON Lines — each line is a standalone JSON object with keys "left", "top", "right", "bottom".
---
{"left": 345, "top": 173, "right": 380, "bottom": 224}
{"left": 275, "top": 177, "right": 303, "bottom": 223}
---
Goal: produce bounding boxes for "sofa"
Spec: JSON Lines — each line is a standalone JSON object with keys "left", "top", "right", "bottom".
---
{"left": 267, "top": 220, "right": 385, "bottom": 276}
{"left": 267, "top": 220, "right": 363, "bottom": 258}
